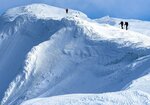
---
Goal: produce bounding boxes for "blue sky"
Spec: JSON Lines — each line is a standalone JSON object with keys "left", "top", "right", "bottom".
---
{"left": 0, "top": 0, "right": 150, "bottom": 20}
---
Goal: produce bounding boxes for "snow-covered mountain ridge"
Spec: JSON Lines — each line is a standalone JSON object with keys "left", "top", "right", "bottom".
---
{"left": 2, "top": 4, "right": 87, "bottom": 21}
{"left": 0, "top": 4, "right": 150, "bottom": 105}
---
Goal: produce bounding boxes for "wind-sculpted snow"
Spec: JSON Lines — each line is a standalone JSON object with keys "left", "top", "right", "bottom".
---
{"left": 0, "top": 16, "right": 65, "bottom": 102}
{"left": 21, "top": 90, "right": 150, "bottom": 105}
{"left": 1, "top": 3, "right": 150, "bottom": 105}
{"left": 0, "top": 4, "right": 87, "bottom": 104}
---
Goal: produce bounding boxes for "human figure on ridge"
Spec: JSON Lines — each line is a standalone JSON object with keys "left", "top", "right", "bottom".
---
{"left": 66, "top": 8, "right": 68, "bottom": 14}
{"left": 124, "top": 22, "right": 129, "bottom": 30}
{"left": 119, "top": 21, "right": 124, "bottom": 29}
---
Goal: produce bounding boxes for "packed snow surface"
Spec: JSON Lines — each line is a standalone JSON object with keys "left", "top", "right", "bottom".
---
{"left": 21, "top": 90, "right": 150, "bottom": 105}
{"left": 0, "top": 4, "right": 150, "bottom": 105}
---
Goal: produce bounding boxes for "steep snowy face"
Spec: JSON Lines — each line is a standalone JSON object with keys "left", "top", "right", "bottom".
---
{"left": 0, "top": 4, "right": 87, "bottom": 103}
{"left": 1, "top": 4, "right": 150, "bottom": 105}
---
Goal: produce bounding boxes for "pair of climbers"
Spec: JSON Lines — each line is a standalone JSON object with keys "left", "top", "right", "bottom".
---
{"left": 119, "top": 21, "right": 128, "bottom": 30}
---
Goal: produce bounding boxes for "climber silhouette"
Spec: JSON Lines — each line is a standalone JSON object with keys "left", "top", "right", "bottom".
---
{"left": 119, "top": 21, "right": 124, "bottom": 29}
{"left": 124, "top": 22, "right": 129, "bottom": 30}
{"left": 66, "top": 8, "right": 68, "bottom": 14}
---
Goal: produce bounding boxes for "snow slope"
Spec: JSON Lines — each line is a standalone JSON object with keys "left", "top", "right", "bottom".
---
{"left": 21, "top": 90, "right": 150, "bottom": 105}
{"left": 0, "top": 4, "right": 150, "bottom": 105}
{"left": 0, "top": 3, "right": 86, "bottom": 103}
{"left": 95, "top": 16, "right": 150, "bottom": 36}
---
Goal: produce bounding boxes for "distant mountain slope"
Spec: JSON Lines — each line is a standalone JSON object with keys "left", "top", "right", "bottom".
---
{"left": 95, "top": 16, "right": 150, "bottom": 36}
{"left": 0, "top": 4, "right": 150, "bottom": 105}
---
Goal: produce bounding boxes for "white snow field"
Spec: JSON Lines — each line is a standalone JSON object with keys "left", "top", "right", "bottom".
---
{"left": 95, "top": 16, "right": 150, "bottom": 36}
{"left": 0, "top": 4, "right": 150, "bottom": 105}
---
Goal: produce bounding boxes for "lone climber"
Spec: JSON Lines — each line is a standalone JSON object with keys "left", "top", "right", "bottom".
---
{"left": 66, "top": 8, "right": 68, "bottom": 14}
{"left": 124, "top": 22, "right": 129, "bottom": 30}
{"left": 119, "top": 21, "right": 124, "bottom": 29}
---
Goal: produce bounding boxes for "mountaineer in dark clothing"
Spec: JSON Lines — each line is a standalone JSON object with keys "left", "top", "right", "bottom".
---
{"left": 119, "top": 21, "right": 124, "bottom": 29}
{"left": 124, "top": 22, "right": 129, "bottom": 30}
{"left": 66, "top": 8, "right": 68, "bottom": 14}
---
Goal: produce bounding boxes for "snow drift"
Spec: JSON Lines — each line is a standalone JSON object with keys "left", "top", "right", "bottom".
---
{"left": 20, "top": 90, "right": 150, "bottom": 105}
{"left": 0, "top": 4, "right": 150, "bottom": 105}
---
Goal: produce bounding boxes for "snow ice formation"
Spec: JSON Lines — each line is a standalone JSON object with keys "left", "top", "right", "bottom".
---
{"left": 0, "top": 4, "right": 150, "bottom": 105}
